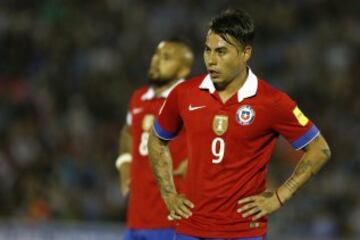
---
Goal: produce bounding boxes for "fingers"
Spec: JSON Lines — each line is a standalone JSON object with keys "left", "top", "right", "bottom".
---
{"left": 252, "top": 210, "right": 266, "bottom": 221}
{"left": 237, "top": 195, "right": 263, "bottom": 219}
{"left": 121, "top": 180, "right": 130, "bottom": 196}
{"left": 237, "top": 202, "right": 256, "bottom": 213}
{"left": 241, "top": 206, "right": 261, "bottom": 218}
{"left": 121, "top": 187, "right": 129, "bottom": 196}
{"left": 237, "top": 196, "right": 256, "bottom": 205}
{"left": 173, "top": 197, "right": 193, "bottom": 218}
{"left": 237, "top": 191, "right": 281, "bottom": 220}
{"left": 168, "top": 210, "right": 181, "bottom": 221}
{"left": 183, "top": 198, "right": 195, "bottom": 209}
{"left": 166, "top": 195, "right": 194, "bottom": 221}
{"left": 175, "top": 205, "right": 192, "bottom": 219}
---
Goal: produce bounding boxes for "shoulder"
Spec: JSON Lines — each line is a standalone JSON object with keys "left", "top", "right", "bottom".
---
{"left": 133, "top": 85, "right": 150, "bottom": 96}
{"left": 177, "top": 74, "right": 207, "bottom": 90}
{"left": 131, "top": 85, "right": 150, "bottom": 100}
{"left": 127, "top": 85, "right": 151, "bottom": 108}
{"left": 170, "top": 74, "right": 207, "bottom": 96}
{"left": 257, "top": 79, "right": 293, "bottom": 105}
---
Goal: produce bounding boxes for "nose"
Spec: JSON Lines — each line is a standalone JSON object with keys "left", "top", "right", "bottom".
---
{"left": 150, "top": 54, "right": 159, "bottom": 67}
{"left": 206, "top": 51, "right": 217, "bottom": 66}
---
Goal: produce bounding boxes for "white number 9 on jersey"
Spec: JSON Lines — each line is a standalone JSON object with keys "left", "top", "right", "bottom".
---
{"left": 211, "top": 137, "right": 225, "bottom": 164}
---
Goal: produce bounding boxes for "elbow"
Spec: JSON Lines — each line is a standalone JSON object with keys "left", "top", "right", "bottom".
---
{"left": 317, "top": 145, "right": 331, "bottom": 168}
{"left": 323, "top": 146, "right": 331, "bottom": 162}
{"left": 314, "top": 134, "right": 331, "bottom": 163}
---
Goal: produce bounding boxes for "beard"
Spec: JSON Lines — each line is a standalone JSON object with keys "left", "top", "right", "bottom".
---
{"left": 213, "top": 81, "right": 228, "bottom": 91}
{"left": 148, "top": 76, "right": 171, "bottom": 87}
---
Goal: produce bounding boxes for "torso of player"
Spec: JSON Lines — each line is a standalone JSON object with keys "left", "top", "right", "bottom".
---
{"left": 176, "top": 78, "right": 279, "bottom": 237}
{"left": 128, "top": 86, "right": 186, "bottom": 229}
{"left": 156, "top": 72, "right": 317, "bottom": 237}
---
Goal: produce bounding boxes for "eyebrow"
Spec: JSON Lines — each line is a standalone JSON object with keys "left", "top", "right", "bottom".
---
{"left": 204, "top": 44, "right": 227, "bottom": 51}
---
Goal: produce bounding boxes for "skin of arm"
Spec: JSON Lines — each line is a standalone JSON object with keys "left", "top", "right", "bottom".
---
{"left": 237, "top": 134, "right": 331, "bottom": 220}
{"left": 117, "top": 124, "right": 132, "bottom": 196}
{"left": 148, "top": 129, "right": 194, "bottom": 220}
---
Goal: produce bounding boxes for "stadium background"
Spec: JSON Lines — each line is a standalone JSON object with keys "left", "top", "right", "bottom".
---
{"left": 0, "top": 0, "right": 359, "bottom": 239}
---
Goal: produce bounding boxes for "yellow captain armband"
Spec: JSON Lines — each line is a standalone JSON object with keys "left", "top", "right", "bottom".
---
{"left": 115, "top": 153, "right": 132, "bottom": 170}
{"left": 293, "top": 106, "right": 309, "bottom": 126}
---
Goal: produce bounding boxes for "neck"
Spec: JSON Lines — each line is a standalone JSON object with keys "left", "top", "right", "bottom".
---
{"left": 218, "top": 68, "right": 248, "bottom": 103}
{"left": 154, "top": 78, "right": 179, "bottom": 97}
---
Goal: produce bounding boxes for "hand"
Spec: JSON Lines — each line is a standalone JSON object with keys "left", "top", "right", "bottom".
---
{"left": 163, "top": 193, "right": 194, "bottom": 221}
{"left": 119, "top": 162, "right": 131, "bottom": 196}
{"left": 173, "top": 159, "right": 187, "bottom": 177}
{"left": 237, "top": 191, "right": 282, "bottom": 221}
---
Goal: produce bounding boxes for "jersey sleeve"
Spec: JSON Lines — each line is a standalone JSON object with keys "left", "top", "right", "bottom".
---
{"left": 272, "top": 92, "right": 320, "bottom": 150}
{"left": 126, "top": 89, "right": 139, "bottom": 127}
{"left": 126, "top": 112, "right": 132, "bottom": 126}
{"left": 153, "top": 84, "right": 183, "bottom": 140}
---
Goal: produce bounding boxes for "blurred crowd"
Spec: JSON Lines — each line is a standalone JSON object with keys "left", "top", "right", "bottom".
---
{"left": 0, "top": 0, "right": 359, "bottom": 238}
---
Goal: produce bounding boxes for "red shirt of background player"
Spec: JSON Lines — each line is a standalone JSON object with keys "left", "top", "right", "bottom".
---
{"left": 127, "top": 85, "right": 186, "bottom": 229}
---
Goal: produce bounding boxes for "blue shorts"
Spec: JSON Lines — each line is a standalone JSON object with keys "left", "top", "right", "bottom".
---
{"left": 123, "top": 228, "right": 175, "bottom": 240}
{"left": 175, "top": 233, "right": 265, "bottom": 240}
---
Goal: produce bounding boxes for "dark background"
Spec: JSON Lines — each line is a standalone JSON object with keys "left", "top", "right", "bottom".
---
{"left": 0, "top": 0, "right": 359, "bottom": 239}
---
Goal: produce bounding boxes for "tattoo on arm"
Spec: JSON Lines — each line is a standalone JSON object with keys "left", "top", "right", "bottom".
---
{"left": 262, "top": 192, "right": 274, "bottom": 198}
{"left": 148, "top": 130, "right": 176, "bottom": 197}
{"left": 279, "top": 134, "right": 330, "bottom": 202}
{"left": 294, "top": 159, "right": 313, "bottom": 176}
{"left": 321, "top": 149, "right": 331, "bottom": 158}
{"left": 283, "top": 158, "right": 314, "bottom": 194}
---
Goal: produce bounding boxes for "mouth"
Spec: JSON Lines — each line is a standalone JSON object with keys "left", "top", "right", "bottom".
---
{"left": 208, "top": 70, "right": 220, "bottom": 78}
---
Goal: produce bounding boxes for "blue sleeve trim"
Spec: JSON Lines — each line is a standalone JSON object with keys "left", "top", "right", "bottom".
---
{"left": 153, "top": 120, "right": 178, "bottom": 140}
{"left": 291, "top": 125, "right": 320, "bottom": 150}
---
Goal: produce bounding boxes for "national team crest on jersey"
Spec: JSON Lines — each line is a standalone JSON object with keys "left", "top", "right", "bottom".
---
{"left": 236, "top": 105, "right": 255, "bottom": 126}
{"left": 142, "top": 114, "right": 155, "bottom": 131}
{"left": 212, "top": 115, "right": 228, "bottom": 136}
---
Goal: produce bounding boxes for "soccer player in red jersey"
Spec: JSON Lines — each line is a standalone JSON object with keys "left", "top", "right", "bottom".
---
{"left": 115, "top": 39, "right": 194, "bottom": 240}
{"left": 148, "top": 9, "right": 331, "bottom": 240}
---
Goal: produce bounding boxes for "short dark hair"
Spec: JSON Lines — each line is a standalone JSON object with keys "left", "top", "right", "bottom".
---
{"left": 162, "top": 37, "right": 194, "bottom": 67}
{"left": 209, "top": 8, "right": 255, "bottom": 47}
{"left": 164, "top": 37, "right": 192, "bottom": 49}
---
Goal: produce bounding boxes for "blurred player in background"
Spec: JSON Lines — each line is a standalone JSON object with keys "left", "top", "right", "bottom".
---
{"left": 148, "top": 9, "right": 331, "bottom": 240}
{"left": 115, "top": 39, "right": 194, "bottom": 240}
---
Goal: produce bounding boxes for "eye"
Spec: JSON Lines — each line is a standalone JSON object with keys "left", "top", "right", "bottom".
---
{"left": 162, "top": 54, "right": 172, "bottom": 61}
{"left": 217, "top": 49, "right": 226, "bottom": 56}
{"left": 204, "top": 46, "right": 211, "bottom": 53}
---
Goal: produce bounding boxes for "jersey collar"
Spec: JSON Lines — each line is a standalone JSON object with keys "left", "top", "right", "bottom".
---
{"left": 199, "top": 68, "right": 258, "bottom": 102}
{"left": 141, "top": 79, "right": 184, "bottom": 100}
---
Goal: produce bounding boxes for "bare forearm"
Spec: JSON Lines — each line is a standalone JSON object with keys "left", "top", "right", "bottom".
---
{"left": 119, "top": 125, "right": 132, "bottom": 155}
{"left": 116, "top": 125, "right": 132, "bottom": 172}
{"left": 277, "top": 134, "right": 331, "bottom": 203}
{"left": 116, "top": 125, "right": 132, "bottom": 194}
{"left": 148, "top": 130, "right": 177, "bottom": 197}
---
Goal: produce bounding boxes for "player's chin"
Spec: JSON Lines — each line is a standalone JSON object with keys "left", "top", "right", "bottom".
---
{"left": 212, "top": 79, "right": 227, "bottom": 90}
{"left": 149, "top": 78, "right": 168, "bottom": 87}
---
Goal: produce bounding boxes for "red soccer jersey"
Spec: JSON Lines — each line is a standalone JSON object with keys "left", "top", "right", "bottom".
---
{"left": 126, "top": 84, "right": 186, "bottom": 229}
{"left": 154, "top": 69, "right": 319, "bottom": 238}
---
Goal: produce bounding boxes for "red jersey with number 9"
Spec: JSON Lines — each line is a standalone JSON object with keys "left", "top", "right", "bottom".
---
{"left": 154, "top": 69, "right": 319, "bottom": 238}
